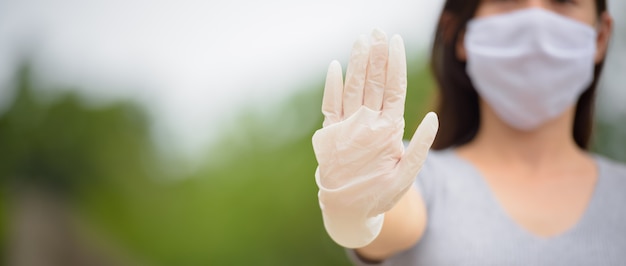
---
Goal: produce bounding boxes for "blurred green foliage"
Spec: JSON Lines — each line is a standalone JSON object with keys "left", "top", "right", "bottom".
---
{"left": 0, "top": 65, "right": 156, "bottom": 196}
{"left": 79, "top": 88, "right": 347, "bottom": 265}
{"left": 1, "top": 55, "right": 625, "bottom": 265}
{"left": 0, "top": 64, "right": 159, "bottom": 264}
{"left": 592, "top": 115, "right": 626, "bottom": 163}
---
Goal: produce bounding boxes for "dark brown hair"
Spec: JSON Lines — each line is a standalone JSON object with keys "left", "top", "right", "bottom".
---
{"left": 430, "top": 0, "right": 608, "bottom": 150}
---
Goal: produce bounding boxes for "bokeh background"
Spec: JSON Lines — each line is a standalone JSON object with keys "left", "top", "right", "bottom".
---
{"left": 0, "top": 0, "right": 625, "bottom": 265}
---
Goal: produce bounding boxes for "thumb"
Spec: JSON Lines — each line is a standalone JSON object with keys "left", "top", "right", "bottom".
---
{"left": 396, "top": 112, "right": 439, "bottom": 185}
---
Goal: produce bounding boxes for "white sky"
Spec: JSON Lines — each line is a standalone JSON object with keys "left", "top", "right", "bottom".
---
{"left": 0, "top": 0, "right": 446, "bottom": 157}
{"left": 0, "top": 0, "right": 623, "bottom": 158}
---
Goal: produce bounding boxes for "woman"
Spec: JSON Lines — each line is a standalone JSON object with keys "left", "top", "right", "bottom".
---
{"left": 312, "top": 0, "right": 626, "bottom": 264}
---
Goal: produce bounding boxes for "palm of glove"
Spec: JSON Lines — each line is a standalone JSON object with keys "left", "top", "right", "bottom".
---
{"left": 313, "top": 106, "right": 406, "bottom": 215}
{"left": 312, "top": 29, "right": 439, "bottom": 218}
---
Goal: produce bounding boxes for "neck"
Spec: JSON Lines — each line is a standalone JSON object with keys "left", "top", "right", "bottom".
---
{"left": 461, "top": 102, "right": 586, "bottom": 168}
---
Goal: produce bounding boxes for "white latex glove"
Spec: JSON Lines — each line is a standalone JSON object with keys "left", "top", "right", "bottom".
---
{"left": 312, "top": 29, "right": 439, "bottom": 249}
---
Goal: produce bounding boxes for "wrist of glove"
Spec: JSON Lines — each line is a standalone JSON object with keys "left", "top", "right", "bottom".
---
{"left": 318, "top": 193, "right": 386, "bottom": 249}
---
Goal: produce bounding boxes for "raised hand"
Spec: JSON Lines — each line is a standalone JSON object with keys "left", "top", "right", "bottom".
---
{"left": 312, "top": 29, "right": 439, "bottom": 248}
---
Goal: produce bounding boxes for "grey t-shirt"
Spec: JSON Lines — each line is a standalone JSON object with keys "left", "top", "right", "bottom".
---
{"left": 348, "top": 149, "right": 626, "bottom": 265}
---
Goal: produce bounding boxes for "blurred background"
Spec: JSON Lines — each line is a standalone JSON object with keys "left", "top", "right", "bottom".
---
{"left": 0, "top": 0, "right": 624, "bottom": 265}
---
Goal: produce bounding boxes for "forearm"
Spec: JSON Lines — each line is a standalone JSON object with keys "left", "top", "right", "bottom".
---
{"left": 355, "top": 186, "right": 427, "bottom": 262}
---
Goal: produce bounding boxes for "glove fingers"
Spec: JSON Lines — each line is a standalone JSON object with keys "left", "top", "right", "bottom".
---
{"left": 397, "top": 112, "right": 439, "bottom": 186}
{"left": 322, "top": 60, "right": 344, "bottom": 127}
{"left": 343, "top": 35, "right": 370, "bottom": 119}
{"left": 363, "top": 29, "right": 388, "bottom": 112}
{"left": 382, "top": 35, "right": 407, "bottom": 122}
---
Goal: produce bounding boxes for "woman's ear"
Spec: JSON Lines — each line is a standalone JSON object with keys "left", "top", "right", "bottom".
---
{"left": 595, "top": 12, "right": 613, "bottom": 63}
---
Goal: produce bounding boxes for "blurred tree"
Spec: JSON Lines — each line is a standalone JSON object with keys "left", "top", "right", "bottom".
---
{"left": 0, "top": 63, "right": 156, "bottom": 265}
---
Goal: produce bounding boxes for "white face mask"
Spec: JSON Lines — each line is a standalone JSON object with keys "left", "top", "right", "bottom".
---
{"left": 464, "top": 8, "right": 597, "bottom": 131}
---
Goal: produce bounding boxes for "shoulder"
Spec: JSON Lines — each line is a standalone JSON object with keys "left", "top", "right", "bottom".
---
{"left": 590, "top": 154, "right": 626, "bottom": 228}
{"left": 594, "top": 154, "right": 626, "bottom": 180}
{"left": 593, "top": 154, "right": 626, "bottom": 199}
